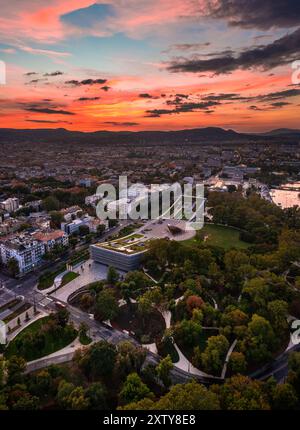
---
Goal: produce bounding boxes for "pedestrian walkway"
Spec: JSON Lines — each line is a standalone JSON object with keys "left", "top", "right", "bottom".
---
{"left": 173, "top": 343, "right": 214, "bottom": 378}
{"left": 50, "top": 259, "right": 125, "bottom": 303}
{"left": 7, "top": 310, "right": 49, "bottom": 343}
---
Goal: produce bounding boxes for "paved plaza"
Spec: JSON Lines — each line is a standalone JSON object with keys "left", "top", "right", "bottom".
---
{"left": 138, "top": 219, "right": 196, "bottom": 242}
{"left": 51, "top": 259, "right": 125, "bottom": 302}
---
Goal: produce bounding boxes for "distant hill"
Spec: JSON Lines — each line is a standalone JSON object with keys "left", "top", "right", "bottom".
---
{"left": 0, "top": 126, "right": 297, "bottom": 145}
{"left": 259, "top": 128, "right": 300, "bottom": 137}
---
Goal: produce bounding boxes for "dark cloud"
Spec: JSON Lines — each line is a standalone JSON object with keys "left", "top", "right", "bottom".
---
{"left": 163, "top": 42, "right": 211, "bottom": 53}
{"left": 139, "top": 93, "right": 158, "bottom": 99}
{"left": 103, "top": 121, "right": 139, "bottom": 126}
{"left": 26, "top": 119, "right": 72, "bottom": 124}
{"left": 145, "top": 109, "right": 174, "bottom": 118}
{"left": 145, "top": 101, "right": 220, "bottom": 117}
{"left": 205, "top": 89, "right": 300, "bottom": 104}
{"left": 24, "top": 107, "right": 75, "bottom": 115}
{"left": 26, "top": 78, "right": 48, "bottom": 85}
{"left": 270, "top": 101, "right": 291, "bottom": 108}
{"left": 202, "top": 93, "right": 247, "bottom": 101}
{"left": 24, "top": 72, "right": 38, "bottom": 76}
{"left": 167, "top": 28, "right": 300, "bottom": 74}
{"left": 203, "top": 0, "right": 300, "bottom": 29}
{"left": 254, "top": 88, "right": 300, "bottom": 101}
{"left": 77, "top": 97, "right": 100, "bottom": 101}
{"left": 175, "top": 93, "right": 189, "bottom": 99}
{"left": 101, "top": 86, "right": 111, "bottom": 91}
{"left": 43, "top": 71, "right": 64, "bottom": 77}
{"left": 248, "top": 105, "right": 264, "bottom": 111}
{"left": 65, "top": 78, "right": 107, "bottom": 86}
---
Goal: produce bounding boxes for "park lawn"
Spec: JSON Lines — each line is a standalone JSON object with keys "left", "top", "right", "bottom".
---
{"left": 184, "top": 224, "right": 250, "bottom": 250}
{"left": 5, "top": 316, "right": 77, "bottom": 361}
{"left": 61, "top": 271, "right": 79, "bottom": 287}
{"left": 37, "top": 264, "right": 66, "bottom": 290}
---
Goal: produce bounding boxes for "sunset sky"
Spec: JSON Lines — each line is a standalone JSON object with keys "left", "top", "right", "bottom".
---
{"left": 0, "top": 0, "right": 299, "bottom": 132}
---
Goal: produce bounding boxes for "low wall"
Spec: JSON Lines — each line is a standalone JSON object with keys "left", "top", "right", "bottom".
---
{"left": 26, "top": 351, "right": 75, "bottom": 374}
{"left": 6, "top": 306, "right": 35, "bottom": 333}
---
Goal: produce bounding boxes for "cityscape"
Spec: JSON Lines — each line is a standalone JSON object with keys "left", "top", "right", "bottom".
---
{"left": 0, "top": 0, "right": 300, "bottom": 418}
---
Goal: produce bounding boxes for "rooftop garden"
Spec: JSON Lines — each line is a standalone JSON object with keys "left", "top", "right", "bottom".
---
{"left": 96, "top": 233, "right": 149, "bottom": 254}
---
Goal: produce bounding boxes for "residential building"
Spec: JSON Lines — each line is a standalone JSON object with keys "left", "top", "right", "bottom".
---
{"left": 0, "top": 198, "right": 19, "bottom": 213}
{"left": 0, "top": 233, "right": 45, "bottom": 274}
{"left": 32, "top": 230, "right": 69, "bottom": 251}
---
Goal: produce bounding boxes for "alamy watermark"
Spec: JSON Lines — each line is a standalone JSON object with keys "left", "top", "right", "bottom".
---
{"left": 0, "top": 61, "right": 6, "bottom": 85}
{"left": 291, "top": 60, "right": 300, "bottom": 84}
{"left": 291, "top": 320, "right": 300, "bottom": 345}
{"left": 0, "top": 320, "right": 6, "bottom": 345}
{"left": 96, "top": 176, "right": 205, "bottom": 231}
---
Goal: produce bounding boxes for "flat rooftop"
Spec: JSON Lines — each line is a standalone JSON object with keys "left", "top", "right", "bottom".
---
{"left": 94, "top": 233, "right": 149, "bottom": 255}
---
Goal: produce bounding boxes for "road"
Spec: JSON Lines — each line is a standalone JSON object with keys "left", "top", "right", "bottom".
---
{"left": 250, "top": 343, "right": 300, "bottom": 383}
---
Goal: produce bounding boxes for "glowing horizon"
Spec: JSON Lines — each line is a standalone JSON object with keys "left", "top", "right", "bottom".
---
{"left": 0, "top": 1, "right": 299, "bottom": 133}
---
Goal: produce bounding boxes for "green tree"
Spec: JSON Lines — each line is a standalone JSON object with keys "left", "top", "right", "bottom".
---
{"left": 137, "top": 295, "right": 152, "bottom": 329}
{"left": 57, "top": 380, "right": 75, "bottom": 408}
{"left": 11, "top": 393, "right": 39, "bottom": 410}
{"left": 79, "top": 225, "right": 90, "bottom": 236}
{"left": 242, "top": 314, "right": 276, "bottom": 365}
{"left": 115, "top": 341, "right": 146, "bottom": 379}
{"left": 174, "top": 319, "right": 202, "bottom": 347}
{"left": 155, "top": 380, "right": 220, "bottom": 410}
{"left": 287, "top": 352, "right": 300, "bottom": 394}
{"left": 7, "top": 356, "right": 26, "bottom": 385}
{"left": 7, "top": 258, "right": 19, "bottom": 278}
{"left": 50, "top": 211, "right": 64, "bottom": 229}
{"left": 81, "top": 341, "right": 117, "bottom": 380}
{"left": 43, "top": 196, "right": 60, "bottom": 212}
{"left": 267, "top": 300, "right": 288, "bottom": 336}
{"left": 30, "top": 370, "right": 52, "bottom": 398}
{"left": 85, "top": 382, "right": 107, "bottom": 410}
{"left": 119, "top": 373, "right": 153, "bottom": 405}
{"left": 54, "top": 308, "right": 70, "bottom": 328}
{"left": 79, "top": 322, "right": 89, "bottom": 337}
{"left": 124, "top": 271, "right": 153, "bottom": 296}
{"left": 156, "top": 355, "right": 173, "bottom": 388}
{"left": 201, "top": 335, "right": 229, "bottom": 375}
{"left": 57, "top": 380, "right": 88, "bottom": 410}
{"left": 228, "top": 352, "right": 247, "bottom": 375}
{"left": 106, "top": 266, "right": 119, "bottom": 285}
{"left": 67, "top": 387, "right": 89, "bottom": 410}
{"left": 272, "top": 383, "right": 298, "bottom": 410}
{"left": 94, "top": 289, "right": 119, "bottom": 322}
{"left": 214, "top": 375, "right": 270, "bottom": 410}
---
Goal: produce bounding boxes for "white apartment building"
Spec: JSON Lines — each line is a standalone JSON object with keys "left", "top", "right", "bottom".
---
{"left": 32, "top": 230, "right": 69, "bottom": 251}
{"left": 0, "top": 198, "right": 20, "bottom": 213}
{"left": 0, "top": 233, "right": 45, "bottom": 274}
{"left": 85, "top": 193, "right": 103, "bottom": 207}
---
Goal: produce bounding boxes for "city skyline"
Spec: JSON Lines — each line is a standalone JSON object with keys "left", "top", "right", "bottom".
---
{"left": 0, "top": 0, "right": 300, "bottom": 132}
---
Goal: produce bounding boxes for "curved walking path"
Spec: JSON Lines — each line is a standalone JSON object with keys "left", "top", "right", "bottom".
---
{"left": 221, "top": 339, "right": 237, "bottom": 379}
{"left": 50, "top": 259, "right": 125, "bottom": 302}
{"left": 173, "top": 343, "right": 215, "bottom": 378}
{"left": 7, "top": 310, "right": 49, "bottom": 343}
{"left": 159, "top": 305, "right": 218, "bottom": 379}
{"left": 25, "top": 337, "right": 83, "bottom": 374}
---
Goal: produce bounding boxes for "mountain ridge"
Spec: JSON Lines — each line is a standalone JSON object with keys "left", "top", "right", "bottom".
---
{"left": 0, "top": 126, "right": 298, "bottom": 144}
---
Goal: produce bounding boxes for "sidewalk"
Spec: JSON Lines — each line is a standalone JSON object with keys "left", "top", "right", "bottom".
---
{"left": 7, "top": 310, "right": 49, "bottom": 343}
